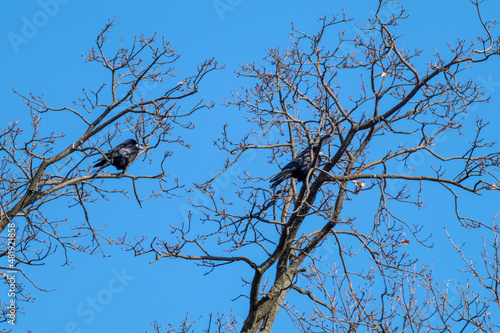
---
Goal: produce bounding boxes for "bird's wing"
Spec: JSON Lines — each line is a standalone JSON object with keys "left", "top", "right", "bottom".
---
{"left": 270, "top": 147, "right": 315, "bottom": 187}
{"left": 111, "top": 145, "right": 132, "bottom": 159}
{"left": 93, "top": 149, "right": 112, "bottom": 168}
{"left": 270, "top": 160, "right": 300, "bottom": 187}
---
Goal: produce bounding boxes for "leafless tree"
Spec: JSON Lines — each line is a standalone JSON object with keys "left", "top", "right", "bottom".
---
{"left": 0, "top": 19, "right": 221, "bottom": 322}
{"left": 127, "top": 1, "right": 500, "bottom": 332}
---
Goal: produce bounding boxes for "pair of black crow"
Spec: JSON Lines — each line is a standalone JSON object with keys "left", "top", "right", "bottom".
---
{"left": 94, "top": 139, "right": 320, "bottom": 188}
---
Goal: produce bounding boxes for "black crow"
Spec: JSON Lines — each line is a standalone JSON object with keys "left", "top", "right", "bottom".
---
{"left": 270, "top": 145, "right": 321, "bottom": 188}
{"left": 93, "top": 139, "right": 141, "bottom": 173}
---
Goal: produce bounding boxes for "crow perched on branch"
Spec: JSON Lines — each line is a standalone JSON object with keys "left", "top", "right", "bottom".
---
{"left": 93, "top": 139, "right": 142, "bottom": 173}
{"left": 270, "top": 145, "right": 321, "bottom": 188}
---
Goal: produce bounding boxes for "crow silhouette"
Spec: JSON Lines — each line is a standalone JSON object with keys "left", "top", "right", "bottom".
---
{"left": 93, "top": 139, "right": 141, "bottom": 173}
{"left": 270, "top": 145, "right": 320, "bottom": 188}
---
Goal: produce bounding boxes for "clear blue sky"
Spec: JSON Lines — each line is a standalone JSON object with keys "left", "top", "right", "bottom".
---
{"left": 1, "top": 1, "right": 500, "bottom": 332}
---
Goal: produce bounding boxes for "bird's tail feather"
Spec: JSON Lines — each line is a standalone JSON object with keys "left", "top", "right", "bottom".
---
{"left": 270, "top": 171, "right": 292, "bottom": 188}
